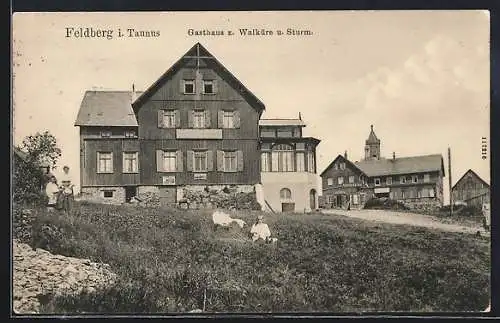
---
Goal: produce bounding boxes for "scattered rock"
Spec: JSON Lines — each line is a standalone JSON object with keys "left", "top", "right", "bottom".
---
{"left": 13, "top": 239, "right": 116, "bottom": 314}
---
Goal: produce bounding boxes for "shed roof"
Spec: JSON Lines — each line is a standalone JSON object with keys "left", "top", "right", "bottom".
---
{"left": 354, "top": 154, "right": 445, "bottom": 177}
{"left": 74, "top": 91, "right": 141, "bottom": 127}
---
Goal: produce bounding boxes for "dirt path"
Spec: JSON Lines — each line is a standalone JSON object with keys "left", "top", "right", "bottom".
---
{"left": 321, "top": 209, "right": 486, "bottom": 234}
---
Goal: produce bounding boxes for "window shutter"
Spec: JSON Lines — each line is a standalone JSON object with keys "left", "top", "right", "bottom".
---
{"left": 176, "top": 150, "right": 183, "bottom": 172}
{"left": 237, "top": 150, "right": 244, "bottom": 171}
{"left": 186, "top": 150, "right": 194, "bottom": 171}
{"left": 206, "top": 150, "right": 214, "bottom": 171}
{"left": 96, "top": 152, "right": 100, "bottom": 173}
{"left": 233, "top": 110, "right": 240, "bottom": 128}
{"left": 175, "top": 110, "right": 181, "bottom": 128}
{"left": 218, "top": 110, "right": 223, "bottom": 128}
{"left": 157, "top": 110, "right": 164, "bottom": 128}
{"left": 180, "top": 80, "right": 185, "bottom": 93}
{"left": 156, "top": 150, "right": 164, "bottom": 172}
{"left": 122, "top": 152, "right": 126, "bottom": 173}
{"left": 217, "top": 150, "right": 224, "bottom": 171}
{"left": 213, "top": 79, "right": 218, "bottom": 94}
{"left": 204, "top": 110, "right": 211, "bottom": 128}
{"left": 188, "top": 110, "right": 194, "bottom": 128}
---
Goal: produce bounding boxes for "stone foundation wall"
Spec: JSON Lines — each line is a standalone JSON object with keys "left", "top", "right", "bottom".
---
{"left": 402, "top": 198, "right": 442, "bottom": 213}
{"left": 80, "top": 187, "right": 125, "bottom": 204}
{"left": 179, "top": 185, "right": 260, "bottom": 210}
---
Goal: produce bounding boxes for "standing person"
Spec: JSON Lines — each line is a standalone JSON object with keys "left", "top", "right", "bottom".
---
{"left": 45, "top": 175, "right": 60, "bottom": 212}
{"left": 59, "top": 165, "right": 75, "bottom": 213}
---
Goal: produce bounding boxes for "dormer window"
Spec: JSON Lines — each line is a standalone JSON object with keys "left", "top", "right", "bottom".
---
{"left": 183, "top": 80, "right": 195, "bottom": 94}
{"left": 101, "top": 130, "right": 111, "bottom": 138}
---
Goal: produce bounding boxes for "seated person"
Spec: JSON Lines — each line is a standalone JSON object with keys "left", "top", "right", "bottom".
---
{"left": 250, "top": 215, "right": 276, "bottom": 243}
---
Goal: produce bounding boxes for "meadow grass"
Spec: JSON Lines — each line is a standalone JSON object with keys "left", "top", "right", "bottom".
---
{"left": 23, "top": 201, "right": 490, "bottom": 313}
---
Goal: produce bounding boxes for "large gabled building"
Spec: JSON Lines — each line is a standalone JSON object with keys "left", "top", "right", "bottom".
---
{"left": 74, "top": 43, "right": 320, "bottom": 211}
{"left": 320, "top": 125, "right": 445, "bottom": 210}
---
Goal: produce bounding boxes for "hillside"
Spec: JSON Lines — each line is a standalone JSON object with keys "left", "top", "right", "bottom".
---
{"left": 14, "top": 201, "right": 490, "bottom": 313}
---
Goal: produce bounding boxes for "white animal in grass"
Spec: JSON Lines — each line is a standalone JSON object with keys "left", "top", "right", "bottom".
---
{"left": 212, "top": 210, "right": 246, "bottom": 229}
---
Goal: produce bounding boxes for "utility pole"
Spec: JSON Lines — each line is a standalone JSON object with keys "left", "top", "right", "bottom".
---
{"left": 448, "top": 147, "right": 453, "bottom": 216}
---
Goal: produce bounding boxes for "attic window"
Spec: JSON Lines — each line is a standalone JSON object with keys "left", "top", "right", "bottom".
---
{"left": 203, "top": 80, "right": 214, "bottom": 94}
{"left": 101, "top": 130, "right": 111, "bottom": 138}
{"left": 184, "top": 80, "right": 195, "bottom": 94}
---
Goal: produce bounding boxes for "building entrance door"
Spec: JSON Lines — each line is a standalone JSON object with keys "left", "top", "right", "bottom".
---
{"left": 310, "top": 189, "right": 317, "bottom": 210}
{"left": 159, "top": 187, "right": 177, "bottom": 207}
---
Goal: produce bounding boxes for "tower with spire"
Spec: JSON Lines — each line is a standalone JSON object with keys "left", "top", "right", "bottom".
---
{"left": 364, "top": 125, "right": 381, "bottom": 161}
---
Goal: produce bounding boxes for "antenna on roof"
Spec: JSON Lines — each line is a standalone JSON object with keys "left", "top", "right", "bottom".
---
{"left": 298, "top": 112, "right": 302, "bottom": 120}
{"left": 132, "top": 83, "right": 135, "bottom": 92}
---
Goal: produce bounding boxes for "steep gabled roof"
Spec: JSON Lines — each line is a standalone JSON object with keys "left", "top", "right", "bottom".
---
{"left": 132, "top": 42, "right": 265, "bottom": 114}
{"left": 320, "top": 154, "right": 365, "bottom": 177}
{"left": 74, "top": 91, "right": 141, "bottom": 127}
{"left": 354, "top": 154, "right": 445, "bottom": 177}
{"left": 452, "top": 169, "right": 490, "bottom": 190}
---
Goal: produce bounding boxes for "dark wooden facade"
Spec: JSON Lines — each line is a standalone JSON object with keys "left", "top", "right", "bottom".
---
{"left": 452, "top": 169, "right": 490, "bottom": 209}
{"left": 78, "top": 43, "right": 263, "bottom": 190}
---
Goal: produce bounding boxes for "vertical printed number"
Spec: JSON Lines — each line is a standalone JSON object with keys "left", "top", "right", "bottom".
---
{"left": 481, "top": 137, "right": 488, "bottom": 160}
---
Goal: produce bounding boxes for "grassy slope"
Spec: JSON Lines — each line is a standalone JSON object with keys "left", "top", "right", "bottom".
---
{"left": 27, "top": 202, "right": 490, "bottom": 313}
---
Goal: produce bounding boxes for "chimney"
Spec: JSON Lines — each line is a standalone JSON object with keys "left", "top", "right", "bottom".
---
{"left": 298, "top": 112, "right": 302, "bottom": 120}
{"left": 344, "top": 150, "right": 348, "bottom": 160}
{"left": 392, "top": 152, "right": 396, "bottom": 161}
{"left": 131, "top": 83, "right": 137, "bottom": 102}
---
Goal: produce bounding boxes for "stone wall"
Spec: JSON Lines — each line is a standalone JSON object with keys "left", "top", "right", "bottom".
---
{"left": 402, "top": 198, "right": 442, "bottom": 213}
{"left": 179, "top": 185, "right": 260, "bottom": 210}
{"left": 80, "top": 187, "right": 125, "bottom": 204}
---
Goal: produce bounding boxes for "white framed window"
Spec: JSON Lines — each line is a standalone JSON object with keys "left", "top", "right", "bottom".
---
{"left": 124, "top": 130, "right": 136, "bottom": 138}
{"left": 307, "top": 151, "right": 315, "bottom": 173}
{"left": 271, "top": 144, "right": 294, "bottom": 172}
{"left": 296, "top": 152, "right": 305, "bottom": 172}
{"left": 374, "top": 178, "right": 381, "bottom": 186}
{"left": 163, "top": 151, "right": 177, "bottom": 172}
{"left": 429, "top": 188, "right": 435, "bottom": 198}
{"left": 97, "top": 152, "right": 113, "bottom": 173}
{"left": 349, "top": 176, "right": 355, "bottom": 184}
{"left": 352, "top": 194, "right": 359, "bottom": 205}
{"left": 338, "top": 176, "right": 344, "bottom": 185}
{"left": 203, "top": 80, "right": 215, "bottom": 94}
{"left": 101, "top": 130, "right": 111, "bottom": 138}
{"left": 223, "top": 151, "right": 237, "bottom": 172}
{"left": 193, "top": 110, "right": 205, "bottom": 128}
{"left": 280, "top": 188, "right": 292, "bottom": 200}
{"left": 386, "top": 177, "right": 392, "bottom": 185}
{"left": 183, "top": 80, "right": 195, "bottom": 94}
{"left": 222, "top": 110, "right": 235, "bottom": 128}
{"left": 327, "top": 178, "right": 333, "bottom": 186}
{"left": 194, "top": 151, "right": 208, "bottom": 172}
{"left": 400, "top": 176, "right": 406, "bottom": 184}
{"left": 163, "top": 110, "right": 176, "bottom": 128}
{"left": 340, "top": 162, "right": 346, "bottom": 170}
{"left": 103, "top": 191, "right": 113, "bottom": 198}
{"left": 401, "top": 191, "right": 406, "bottom": 199}
{"left": 417, "top": 190, "right": 422, "bottom": 198}
{"left": 123, "top": 152, "right": 138, "bottom": 173}
{"left": 261, "top": 152, "right": 270, "bottom": 172}
{"left": 412, "top": 175, "right": 418, "bottom": 183}
{"left": 333, "top": 163, "right": 338, "bottom": 170}
{"left": 424, "top": 174, "right": 430, "bottom": 183}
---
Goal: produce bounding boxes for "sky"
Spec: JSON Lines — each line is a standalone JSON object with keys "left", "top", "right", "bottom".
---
{"left": 12, "top": 11, "right": 490, "bottom": 202}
